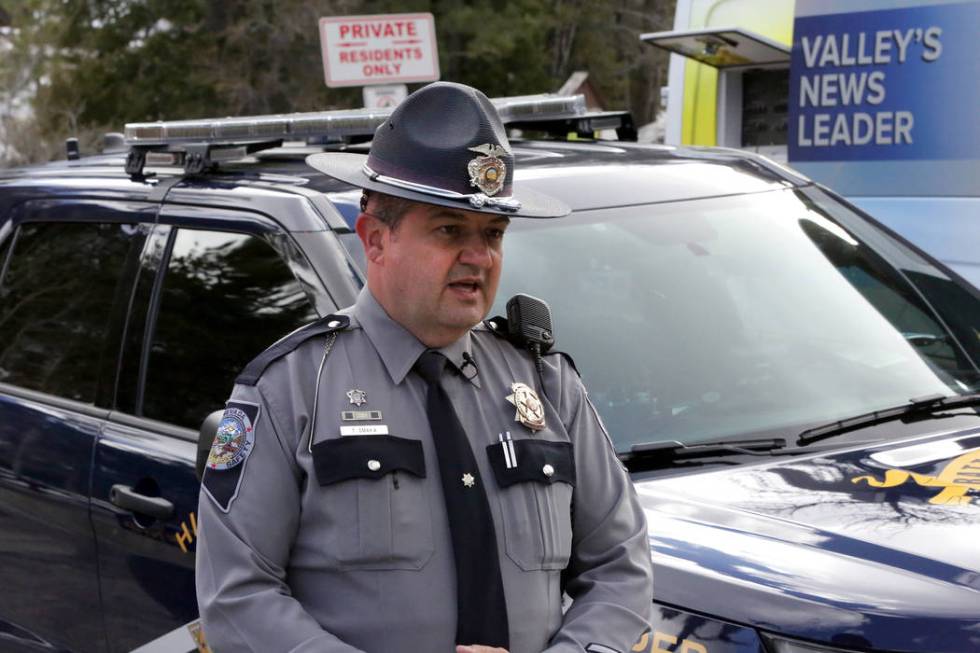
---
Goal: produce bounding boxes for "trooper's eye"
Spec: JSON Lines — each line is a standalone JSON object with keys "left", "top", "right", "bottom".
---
{"left": 438, "top": 224, "right": 460, "bottom": 236}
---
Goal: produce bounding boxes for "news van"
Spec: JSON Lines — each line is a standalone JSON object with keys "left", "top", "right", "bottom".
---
{"left": 645, "top": 0, "right": 980, "bottom": 289}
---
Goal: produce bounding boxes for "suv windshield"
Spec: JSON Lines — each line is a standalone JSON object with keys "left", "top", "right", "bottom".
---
{"left": 492, "top": 187, "right": 979, "bottom": 451}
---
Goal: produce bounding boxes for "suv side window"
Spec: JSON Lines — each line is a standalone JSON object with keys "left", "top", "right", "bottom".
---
{"left": 140, "top": 228, "right": 317, "bottom": 429}
{"left": 0, "top": 222, "right": 140, "bottom": 402}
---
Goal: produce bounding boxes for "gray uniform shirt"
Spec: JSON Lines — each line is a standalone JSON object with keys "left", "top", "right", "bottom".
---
{"left": 197, "top": 289, "right": 653, "bottom": 652}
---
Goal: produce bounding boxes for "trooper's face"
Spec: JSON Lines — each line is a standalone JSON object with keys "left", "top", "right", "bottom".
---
{"left": 358, "top": 201, "right": 509, "bottom": 348}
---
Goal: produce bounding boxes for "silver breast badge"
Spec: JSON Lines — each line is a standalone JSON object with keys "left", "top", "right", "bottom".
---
{"left": 346, "top": 389, "right": 368, "bottom": 407}
{"left": 506, "top": 382, "right": 546, "bottom": 432}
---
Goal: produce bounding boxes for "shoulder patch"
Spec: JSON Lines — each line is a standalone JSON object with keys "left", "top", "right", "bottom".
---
{"left": 202, "top": 400, "right": 260, "bottom": 512}
{"left": 236, "top": 313, "right": 350, "bottom": 385}
{"left": 207, "top": 404, "right": 256, "bottom": 470}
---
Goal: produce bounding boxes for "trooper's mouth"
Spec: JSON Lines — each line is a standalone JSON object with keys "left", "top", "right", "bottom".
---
{"left": 447, "top": 279, "right": 482, "bottom": 296}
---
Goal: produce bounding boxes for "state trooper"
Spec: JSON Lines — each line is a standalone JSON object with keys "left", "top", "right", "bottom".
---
{"left": 196, "top": 81, "right": 654, "bottom": 653}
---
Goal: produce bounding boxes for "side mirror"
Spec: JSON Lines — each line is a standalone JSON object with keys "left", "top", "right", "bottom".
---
{"left": 196, "top": 410, "right": 225, "bottom": 481}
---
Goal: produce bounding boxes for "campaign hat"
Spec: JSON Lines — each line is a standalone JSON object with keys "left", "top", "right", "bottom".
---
{"left": 306, "top": 82, "right": 570, "bottom": 218}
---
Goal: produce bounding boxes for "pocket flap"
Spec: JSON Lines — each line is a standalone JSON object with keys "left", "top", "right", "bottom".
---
{"left": 486, "top": 439, "right": 575, "bottom": 488}
{"left": 313, "top": 435, "right": 426, "bottom": 486}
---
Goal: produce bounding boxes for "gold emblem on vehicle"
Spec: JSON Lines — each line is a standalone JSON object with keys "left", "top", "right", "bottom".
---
{"left": 506, "top": 382, "right": 546, "bottom": 432}
{"left": 852, "top": 449, "right": 980, "bottom": 505}
{"left": 187, "top": 620, "right": 213, "bottom": 653}
{"left": 467, "top": 143, "right": 507, "bottom": 196}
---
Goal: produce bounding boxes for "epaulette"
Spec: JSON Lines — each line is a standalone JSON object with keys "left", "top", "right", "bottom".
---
{"left": 483, "top": 315, "right": 512, "bottom": 340}
{"left": 236, "top": 314, "right": 350, "bottom": 385}
{"left": 482, "top": 316, "right": 579, "bottom": 376}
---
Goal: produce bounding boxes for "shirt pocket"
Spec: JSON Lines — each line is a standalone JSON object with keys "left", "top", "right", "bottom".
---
{"left": 486, "top": 438, "right": 575, "bottom": 571}
{"left": 312, "top": 434, "right": 434, "bottom": 570}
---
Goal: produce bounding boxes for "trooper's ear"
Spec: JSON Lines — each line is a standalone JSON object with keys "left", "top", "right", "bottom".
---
{"left": 355, "top": 212, "right": 387, "bottom": 264}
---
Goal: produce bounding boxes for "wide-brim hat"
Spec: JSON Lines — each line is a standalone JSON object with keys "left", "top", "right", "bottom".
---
{"left": 306, "top": 82, "right": 570, "bottom": 219}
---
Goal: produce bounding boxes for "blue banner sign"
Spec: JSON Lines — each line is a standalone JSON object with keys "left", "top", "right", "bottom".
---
{"left": 789, "top": 2, "right": 979, "bottom": 163}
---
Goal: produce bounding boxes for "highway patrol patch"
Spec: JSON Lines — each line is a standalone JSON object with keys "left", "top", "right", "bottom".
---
{"left": 202, "top": 400, "right": 259, "bottom": 512}
{"left": 207, "top": 406, "right": 255, "bottom": 470}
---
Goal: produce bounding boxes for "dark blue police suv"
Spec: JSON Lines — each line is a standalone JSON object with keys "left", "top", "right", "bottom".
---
{"left": 1, "top": 95, "right": 978, "bottom": 653}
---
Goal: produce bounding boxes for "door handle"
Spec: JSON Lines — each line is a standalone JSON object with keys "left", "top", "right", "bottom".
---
{"left": 110, "top": 484, "right": 174, "bottom": 520}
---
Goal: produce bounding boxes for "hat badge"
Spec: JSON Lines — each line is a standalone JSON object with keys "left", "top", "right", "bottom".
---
{"left": 467, "top": 143, "right": 508, "bottom": 197}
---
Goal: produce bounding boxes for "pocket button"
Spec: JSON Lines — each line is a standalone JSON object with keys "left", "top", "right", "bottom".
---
{"left": 542, "top": 464, "right": 555, "bottom": 477}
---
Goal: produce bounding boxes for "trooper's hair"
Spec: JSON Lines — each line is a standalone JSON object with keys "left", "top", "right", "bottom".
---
{"left": 360, "top": 190, "right": 415, "bottom": 231}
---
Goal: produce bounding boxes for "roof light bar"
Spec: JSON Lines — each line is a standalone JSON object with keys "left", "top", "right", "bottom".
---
{"left": 493, "top": 94, "right": 587, "bottom": 120}
{"left": 124, "top": 94, "right": 589, "bottom": 147}
{"left": 125, "top": 107, "right": 392, "bottom": 146}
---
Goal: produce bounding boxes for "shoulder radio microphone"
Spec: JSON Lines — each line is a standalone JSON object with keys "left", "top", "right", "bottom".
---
{"left": 506, "top": 293, "right": 555, "bottom": 375}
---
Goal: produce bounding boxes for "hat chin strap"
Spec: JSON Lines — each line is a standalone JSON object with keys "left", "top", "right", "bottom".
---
{"left": 362, "top": 163, "right": 522, "bottom": 212}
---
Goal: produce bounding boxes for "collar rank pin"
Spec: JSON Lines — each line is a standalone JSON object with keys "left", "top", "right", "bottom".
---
{"left": 506, "top": 382, "right": 546, "bottom": 432}
{"left": 462, "top": 473, "right": 476, "bottom": 488}
{"left": 467, "top": 143, "right": 507, "bottom": 196}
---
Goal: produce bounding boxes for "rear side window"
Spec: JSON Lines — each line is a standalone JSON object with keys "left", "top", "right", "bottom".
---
{"left": 0, "top": 222, "right": 140, "bottom": 402}
{"left": 140, "top": 229, "right": 317, "bottom": 429}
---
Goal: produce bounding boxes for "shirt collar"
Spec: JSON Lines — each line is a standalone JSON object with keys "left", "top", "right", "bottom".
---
{"left": 437, "top": 334, "right": 481, "bottom": 388}
{"left": 352, "top": 288, "right": 481, "bottom": 388}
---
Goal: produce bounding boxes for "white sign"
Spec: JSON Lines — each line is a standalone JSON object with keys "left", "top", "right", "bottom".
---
{"left": 363, "top": 84, "right": 408, "bottom": 109}
{"left": 319, "top": 13, "right": 440, "bottom": 88}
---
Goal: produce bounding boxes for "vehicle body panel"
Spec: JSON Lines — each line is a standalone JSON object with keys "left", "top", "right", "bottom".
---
{"left": 644, "top": 604, "right": 766, "bottom": 653}
{"left": 91, "top": 417, "right": 199, "bottom": 653}
{"left": 0, "top": 386, "right": 107, "bottom": 653}
{"left": 638, "top": 425, "right": 980, "bottom": 653}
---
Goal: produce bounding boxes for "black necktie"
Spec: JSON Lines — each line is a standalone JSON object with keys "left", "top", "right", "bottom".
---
{"left": 414, "top": 350, "right": 509, "bottom": 648}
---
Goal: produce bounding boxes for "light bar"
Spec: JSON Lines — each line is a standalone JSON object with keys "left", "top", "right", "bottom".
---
{"left": 124, "top": 93, "right": 588, "bottom": 147}
{"left": 492, "top": 94, "right": 587, "bottom": 120}
{"left": 125, "top": 107, "right": 392, "bottom": 145}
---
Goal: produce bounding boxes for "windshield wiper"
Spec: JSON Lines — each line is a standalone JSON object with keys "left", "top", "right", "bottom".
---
{"left": 619, "top": 437, "right": 786, "bottom": 465}
{"left": 797, "top": 393, "right": 980, "bottom": 446}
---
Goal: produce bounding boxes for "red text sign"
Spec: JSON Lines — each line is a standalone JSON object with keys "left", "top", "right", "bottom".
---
{"left": 319, "top": 13, "right": 440, "bottom": 87}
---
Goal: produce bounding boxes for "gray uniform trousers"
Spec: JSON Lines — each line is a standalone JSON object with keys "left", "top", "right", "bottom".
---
{"left": 196, "top": 289, "right": 653, "bottom": 652}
